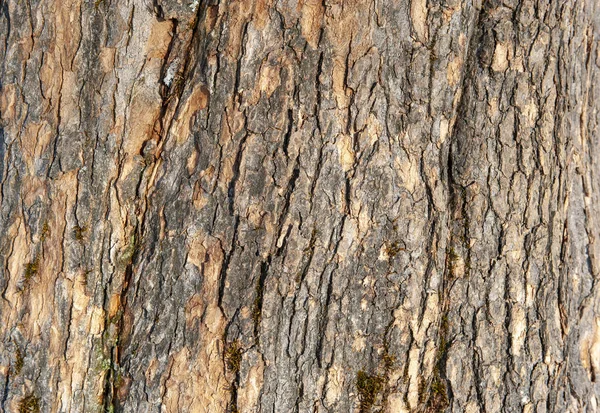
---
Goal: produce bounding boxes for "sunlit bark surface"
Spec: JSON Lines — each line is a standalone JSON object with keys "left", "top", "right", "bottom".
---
{"left": 1, "top": 0, "right": 599, "bottom": 412}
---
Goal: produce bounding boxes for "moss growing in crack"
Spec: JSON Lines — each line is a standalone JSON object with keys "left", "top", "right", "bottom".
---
{"left": 40, "top": 222, "right": 50, "bottom": 242}
{"left": 385, "top": 241, "right": 405, "bottom": 258}
{"left": 440, "top": 313, "right": 449, "bottom": 331}
{"left": 356, "top": 370, "right": 384, "bottom": 412}
{"left": 382, "top": 350, "right": 396, "bottom": 371}
{"left": 380, "top": 339, "right": 396, "bottom": 372}
{"left": 446, "top": 247, "right": 460, "bottom": 281}
{"left": 24, "top": 258, "right": 39, "bottom": 284}
{"left": 252, "top": 296, "right": 262, "bottom": 332}
{"left": 430, "top": 373, "right": 447, "bottom": 399}
{"left": 80, "top": 269, "right": 92, "bottom": 288}
{"left": 95, "top": 345, "right": 112, "bottom": 373}
{"left": 165, "top": 73, "right": 185, "bottom": 104}
{"left": 100, "top": 358, "right": 112, "bottom": 372}
{"left": 418, "top": 376, "right": 426, "bottom": 404}
{"left": 438, "top": 315, "right": 449, "bottom": 354}
{"left": 72, "top": 225, "right": 86, "bottom": 241}
{"left": 108, "top": 309, "right": 124, "bottom": 327}
{"left": 223, "top": 340, "right": 242, "bottom": 413}
{"left": 224, "top": 340, "right": 242, "bottom": 374}
{"left": 446, "top": 247, "right": 459, "bottom": 263}
{"left": 402, "top": 357, "right": 410, "bottom": 384}
{"left": 425, "top": 368, "right": 449, "bottom": 412}
{"left": 13, "top": 347, "right": 24, "bottom": 375}
{"left": 18, "top": 393, "right": 40, "bottom": 413}
{"left": 422, "top": 315, "right": 451, "bottom": 412}
{"left": 118, "top": 234, "right": 138, "bottom": 268}
{"left": 114, "top": 368, "right": 126, "bottom": 390}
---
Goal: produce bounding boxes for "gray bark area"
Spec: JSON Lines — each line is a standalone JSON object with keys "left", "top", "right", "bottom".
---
{"left": 0, "top": 0, "right": 599, "bottom": 412}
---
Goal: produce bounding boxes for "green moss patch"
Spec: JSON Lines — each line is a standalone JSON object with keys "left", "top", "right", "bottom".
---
{"left": 18, "top": 394, "right": 40, "bottom": 413}
{"left": 356, "top": 370, "right": 384, "bottom": 412}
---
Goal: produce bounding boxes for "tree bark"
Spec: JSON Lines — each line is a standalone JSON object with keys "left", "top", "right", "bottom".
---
{"left": 1, "top": 0, "right": 599, "bottom": 412}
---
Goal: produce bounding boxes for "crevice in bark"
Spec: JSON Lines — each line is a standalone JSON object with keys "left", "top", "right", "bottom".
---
{"left": 253, "top": 259, "right": 270, "bottom": 340}
{"left": 0, "top": 0, "right": 10, "bottom": 69}
{"left": 159, "top": 18, "right": 181, "bottom": 104}
{"left": 1, "top": 372, "right": 10, "bottom": 412}
{"left": 275, "top": 158, "right": 300, "bottom": 248}
{"left": 151, "top": 0, "right": 164, "bottom": 21}
{"left": 419, "top": 2, "right": 486, "bottom": 411}
{"left": 218, "top": 215, "right": 240, "bottom": 310}
{"left": 227, "top": 130, "right": 249, "bottom": 215}
{"left": 223, "top": 339, "right": 243, "bottom": 413}
{"left": 1, "top": 0, "right": 598, "bottom": 411}
{"left": 102, "top": 229, "right": 140, "bottom": 413}
{"left": 282, "top": 109, "right": 293, "bottom": 158}
{"left": 99, "top": 3, "right": 208, "bottom": 409}
{"left": 233, "top": 21, "right": 250, "bottom": 106}
{"left": 314, "top": 51, "right": 324, "bottom": 133}
{"left": 315, "top": 266, "right": 334, "bottom": 369}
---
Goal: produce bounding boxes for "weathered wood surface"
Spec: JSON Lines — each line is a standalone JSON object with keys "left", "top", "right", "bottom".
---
{"left": 1, "top": 0, "right": 599, "bottom": 412}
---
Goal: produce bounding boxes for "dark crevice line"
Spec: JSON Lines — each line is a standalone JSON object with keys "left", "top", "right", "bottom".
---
{"left": 101, "top": 3, "right": 209, "bottom": 409}
{"left": 218, "top": 214, "right": 240, "bottom": 309}
{"left": 253, "top": 258, "right": 271, "bottom": 338}
{"left": 158, "top": 17, "right": 180, "bottom": 104}
{"left": 275, "top": 223, "right": 293, "bottom": 258}
{"left": 286, "top": 227, "right": 319, "bottom": 358}
{"left": 472, "top": 316, "right": 486, "bottom": 411}
{"left": 344, "top": 175, "right": 352, "bottom": 215}
{"left": 315, "top": 265, "right": 335, "bottom": 369}
{"left": 315, "top": 213, "right": 348, "bottom": 369}
{"left": 0, "top": 0, "right": 11, "bottom": 75}
{"left": 425, "top": 2, "right": 486, "bottom": 411}
{"left": 315, "top": 51, "right": 324, "bottom": 133}
{"left": 309, "top": 140, "right": 325, "bottom": 212}
{"left": 62, "top": 299, "right": 74, "bottom": 360}
{"left": 227, "top": 130, "right": 249, "bottom": 215}
{"left": 282, "top": 108, "right": 293, "bottom": 158}
{"left": 1, "top": 370, "right": 9, "bottom": 412}
{"left": 274, "top": 158, "right": 301, "bottom": 253}
{"left": 104, "top": 229, "right": 140, "bottom": 413}
{"left": 233, "top": 21, "right": 250, "bottom": 105}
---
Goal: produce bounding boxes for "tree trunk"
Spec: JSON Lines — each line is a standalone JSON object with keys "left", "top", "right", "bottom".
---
{"left": 1, "top": 0, "right": 599, "bottom": 412}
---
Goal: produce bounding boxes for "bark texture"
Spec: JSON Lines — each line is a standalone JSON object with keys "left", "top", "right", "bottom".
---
{"left": 1, "top": 0, "right": 600, "bottom": 412}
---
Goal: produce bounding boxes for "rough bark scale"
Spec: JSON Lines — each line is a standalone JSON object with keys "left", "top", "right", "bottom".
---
{"left": 0, "top": 0, "right": 599, "bottom": 412}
